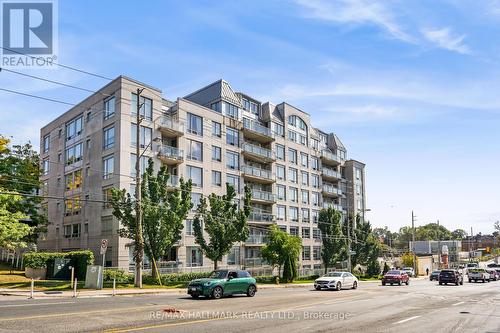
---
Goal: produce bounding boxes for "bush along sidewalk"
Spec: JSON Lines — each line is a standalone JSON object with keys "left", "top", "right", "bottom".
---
{"left": 23, "top": 251, "right": 94, "bottom": 280}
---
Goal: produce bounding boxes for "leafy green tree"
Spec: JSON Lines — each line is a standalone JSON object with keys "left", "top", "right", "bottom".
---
{"left": 0, "top": 191, "right": 32, "bottom": 250}
{"left": 366, "top": 254, "right": 381, "bottom": 277}
{"left": 451, "top": 229, "right": 468, "bottom": 240}
{"left": 318, "top": 207, "right": 345, "bottom": 273}
{"left": 0, "top": 135, "right": 47, "bottom": 242}
{"left": 111, "top": 159, "right": 192, "bottom": 278}
{"left": 262, "top": 224, "right": 302, "bottom": 281}
{"left": 193, "top": 184, "right": 251, "bottom": 270}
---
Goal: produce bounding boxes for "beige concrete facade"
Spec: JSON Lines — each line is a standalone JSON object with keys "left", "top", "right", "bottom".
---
{"left": 38, "top": 76, "right": 366, "bottom": 272}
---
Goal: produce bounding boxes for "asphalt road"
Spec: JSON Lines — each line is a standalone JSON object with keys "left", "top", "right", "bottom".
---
{"left": 0, "top": 278, "right": 499, "bottom": 333}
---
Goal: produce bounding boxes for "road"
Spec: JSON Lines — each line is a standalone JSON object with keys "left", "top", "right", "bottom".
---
{"left": 0, "top": 278, "right": 499, "bottom": 333}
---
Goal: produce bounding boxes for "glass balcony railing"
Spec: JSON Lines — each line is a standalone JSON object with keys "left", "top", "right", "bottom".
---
{"left": 241, "top": 165, "right": 274, "bottom": 181}
{"left": 321, "top": 150, "right": 341, "bottom": 163}
{"left": 246, "top": 235, "right": 269, "bottom": 244}
{"left": 167, "top": 175, "right": 179, "bottom": 187}
{"left": 322, "top": 183, "right": 342, "bottom": 196}
{"left": 322, "top": 167, "right": 342, "bottom": 179}
{"left": 158, "top": 116, "right": 184, "bottom": 133}
{"left": 242, "top": 142, "right": 274, "bottom": 160}
{"left": 251, "top": 189, "right": 276, "bottom": 202}
{"left": 158, "top": 145, "right": 184, "bottom": 161}
{"left": 243, "top": 118, "right": 273, "bottom": 138}
{"left": 248, "top": 211, "right": 275, "bottom": 222}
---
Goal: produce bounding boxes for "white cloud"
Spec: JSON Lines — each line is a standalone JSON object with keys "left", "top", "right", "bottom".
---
{"left": 422, "top": 27, "right": 471, "bottom": 54}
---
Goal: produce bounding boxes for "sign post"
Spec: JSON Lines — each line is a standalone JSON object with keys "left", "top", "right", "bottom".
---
{"left": 100, "top": 239, "right": 108, "bottom": 268}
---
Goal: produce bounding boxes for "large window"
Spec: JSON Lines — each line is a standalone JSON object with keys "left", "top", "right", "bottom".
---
{"left": 187, "top": 139, "right": 203, "bottom": 161}
{"left": 104, "top": 96, "right": 115, "bottom": 120}
{"left": 42, "top": 158, "right": 50, "bottom": 175}
{"left": 226, "top": 127, "right": 239, "bottom": 146}
{"left": 187, "top": 166, "right": 203, "bottom": 187}
{"left": 212, "top": 171, "right": 222, "bottom": 186}
{"left": 131, "top": 124, "right": 152, "bottom": 148}
{"left": 224, "top": 102, "right": 238, "bottom": 119}
{"left": 277, "top": 205, "right": 286, "bottom": 221}
{"left": 301, "top": 153, "right": 308, "bottom": 167}
{"left": 288, "top": 115, "right": 307, "bottom": 131}
{"left": 302, "top": 246, "right": 311, "bottom": 260}
{"left": 302, "top": 227, "right": 310, "bottom": 239}
{"left": 103, "top": 126, "right": 115, "bottom": 150}
{"left": 191, "top": 193, "right": 202, "bottom": 211}
{"left": 289, "top": 187, "right": 298, "bottom": 203}
{"left": 43, "top": 134, "right": 50, "bottom": 153}
{"left": 277, "top": 185, "right": 286, "bottom": 201}
{"left": 311, "top": 157, "right": 319, "bottom": 170}
{"left": 226, "top": 151, "right": 239, "bottom": 170}
{"left": 289, "top": 206, "right": 298, "bottom": 222}
{"left": 276, "top": 164, "right": 285, "bottom": 180}
{"left": 65, "top": 143, "right": 83, "bottom": 165}
{"left": 212, "top": 121, "right": 221, "bottom": 137}
{"left": 276, "top": 144, "right": 285, "bottom": 160}
{"left": 312, "top": 192, "right": 320, "bottom": 207}
{"left": 302, "top": 208, "right": 310, "bottom": 222}
{"left": 301, "top": 171, "right": 309, "bottom": 186}
{"left": 226, "top": 174, "right": 240, "bottom": 192}
{"left": 288, "top": 148, "right": 297, "bottom": 164}
{"left": 288, "top": 168, "right": 298, "bottom": 183}
{"left": 311, "top": 174, "right": 320, "bottom": 188}
{"left": 271, "top": 122, "right": 284, "bottom": 137}
{"left": 301, "top": 190, "right": 309, "bottom": 204}
{"left": 212, "top": 145, "right": 221, "bottom": 162}
{"left": 103, "top": 155, "right": 114, "bottom": 179}
{"left": 187, "top": 113, "right": 203, "bottom": 136}
{"left": 65, "top": 116, "right": 83, "bottom": 141}
{"left": 130, "top": 153, "right": 148, "bottom": 177}
{"left": 131, "top": 93, "right": 152, "bottom": 121}
{"left": 65, "top": 169, "right": 82, "bottom": 191}
{"left": 313, "top": 246, "right": 321, "bottom": 260}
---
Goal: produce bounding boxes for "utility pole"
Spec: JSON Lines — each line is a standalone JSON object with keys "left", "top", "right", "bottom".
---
{"left": 437, "top": 219, "right": 441, "bottom": 269}
{"left": 347, "top": 214, "right": 352, "bottom": 272}
{"left": 411, "top": 211, "right": 416, "bottom": 275}
{"left": 134, "top": 88, "right": 145, "bottom": 288}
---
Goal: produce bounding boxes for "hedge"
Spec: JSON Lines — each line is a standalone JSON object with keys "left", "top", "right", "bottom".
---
{"left": 23, "top": 250, "right": 94, "bottom": 280}
{"left": 103, "top": 269, "right": 134, "bottom": 283}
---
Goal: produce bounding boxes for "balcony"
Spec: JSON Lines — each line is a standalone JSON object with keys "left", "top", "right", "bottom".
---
{"left": 248, "top": 211, "right": 276, "bottom": 224}
{"left": 321, "top": 167, "right": 342, "bottom": 181}
{"left": 157, "top": 116, "right": 184, "bottom": 138}
{"left": 246, "top": 235, "right": 269, "bottom": 245}
{"left": 158, "top": 145, "right": 184, "bottom": 165}
{"left": 322, "top": 183, "right": 342, "bottom": 197}
{"left": 251, "top": 189, "right": 276, "bottom": 204}
{"left": 322, "top": 202, "right": 344, "bottom": 212}
{"left": 167, "top": 175, "right": 179, "bottom": 190}
{"left": 241, "top": 165, "right": 275, "bottom": 184}
{"left": 320, "top": 150, "right": 341, "bottom": 166}
{"left": 242, "top": 142, "right": 275, "bottom": 163}
{"left": 242, "top": 118, "right": 274, "bottom": 143}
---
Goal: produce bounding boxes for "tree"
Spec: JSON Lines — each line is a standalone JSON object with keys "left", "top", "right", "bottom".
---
{"left": 0, "top": 135, "right": 47, "bottom": 242}
{"left": 0, "top": 191, "right": 32, "bottom": 250}
{"left": 262, "top": 224, "right": 302, "bottom": 281}
{"left": 193, "top": 184, "right": 251, "bottom": 270}
{"left": 111, "top": 159, "right": 192, "bottom": 279}
{"left": 318, "top": 207, "right": 345, "bottom": 273}
{"left": 401, "top": 253, "right": 414, "bottom": 268}
{"left": 451, "top": 229, "right": 468, "bottom": 240}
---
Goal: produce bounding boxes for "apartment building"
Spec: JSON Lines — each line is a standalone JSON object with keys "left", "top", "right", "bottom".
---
{"left": 38, "top": 76, "right": 366, "bottom": 271}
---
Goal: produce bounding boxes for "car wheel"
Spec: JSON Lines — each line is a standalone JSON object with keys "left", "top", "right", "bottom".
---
{"left": 382, "top": 281, "right": 386, "bottom": 286}
{"left": 460, "top": 280, "right": 463, "bottom": 285}
{"left": 406, "top": 280, "right": 409, "bottom": 286}
{"left": 315, "top": 285, "right": 321, "bottom": 291}
{"left": 191, "top": 295, "right": 199, "bottom": 299}
{"left": 352, "top": 281, "right": 358, "bottom": 289}
{"left": 398, "top": 280, "right": 402, "bottom": 286}
{"left": 455, "top": 281, "right": 459, "bottom": 286}
{"left": 468, "top": 279, "right": 472, "bottom": 283}
{"left": 247, "top": 285, "right": 256, "bottom": 297}
{"left": 211, "top": 286, "right": 223, "bottom": 299}
{"left": 439, "top": 282, "right": 442, "bottom": 285}
{"left": 336, "top": 282, "right": 342, "bottom": 291}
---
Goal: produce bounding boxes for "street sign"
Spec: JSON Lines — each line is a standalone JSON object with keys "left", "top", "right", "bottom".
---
{"left": 100, "top": 239, "right": 108, "bottom": 255}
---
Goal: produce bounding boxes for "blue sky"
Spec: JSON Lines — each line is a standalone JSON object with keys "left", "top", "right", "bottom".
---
{"left": 1, "top": 0, "right": 499, "bottom": 234}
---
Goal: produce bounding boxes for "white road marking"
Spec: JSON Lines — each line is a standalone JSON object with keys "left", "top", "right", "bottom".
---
{"left": 0, "top": 301, "right": 76, "bottom": 308}
{"left": 452, "top": 301, "right": 465, "bottom": 306}
{"left": 393, "top": 315, "right": 421, "bottom": 324}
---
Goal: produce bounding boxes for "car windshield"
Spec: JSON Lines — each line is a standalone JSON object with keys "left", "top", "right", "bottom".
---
{"left": 209, "top": 270, "right": 228, "bottom": 279}
{"left": 387, "top": 270, "right": 400, "bottom": 275}
{"left": 325, "top": 272, "right": 343, "bottom": 277}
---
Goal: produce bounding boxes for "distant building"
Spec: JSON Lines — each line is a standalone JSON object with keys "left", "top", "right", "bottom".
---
{"left": 409, "top": 240, "right": 461, "bottom": 264}
{"left": 461, "top": 235, "right": 498, "bottom": 252}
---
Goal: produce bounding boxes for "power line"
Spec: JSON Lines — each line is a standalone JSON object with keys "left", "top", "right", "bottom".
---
{"left": 0, "top": 88, "right": 75, "bottom": 106}
{"left": 0, "top": 46, "right": 113, "bottom": 80}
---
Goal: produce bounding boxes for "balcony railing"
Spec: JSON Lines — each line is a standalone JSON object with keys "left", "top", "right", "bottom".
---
{"left": 241, "top": 165, "right": 274, "bottom": 181}
{"left": 158, "top": 116, "right": 184, "bottom": 134}
{"left": 243, "top": 118, "right": 273, "bottom": 138}
{"left": 321, "top": 150, "right": 341, "bottom": 163}
{"left": 158, "top": 145, "right": 184, "bottom": 161}
{"left": 251, "top": 189, "right": 276, "bottom": 203}
{"left": 248, "top": 211, "right": 275, "bottom": 223}
{"left": 322, "top": 183, "right": 342, "bottom": 196}
{"left": 246, "top": 235, "right": 269, "bottom": 244}
{"left": 167, "top": 175, "right": 179, "bottom": 187}
{"left": 242, "top": 142, "right": 274, "bottom": 161}
{"left": 322, "top": 167, "right": 342, "bottom": 179}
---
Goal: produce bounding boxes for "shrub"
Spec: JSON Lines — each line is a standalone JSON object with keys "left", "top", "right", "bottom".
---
{"left": 104, "top": 269, "right": 133, "bottom": 283}
{"left": 23, "top": 250, "right": 94, "bottom": 280}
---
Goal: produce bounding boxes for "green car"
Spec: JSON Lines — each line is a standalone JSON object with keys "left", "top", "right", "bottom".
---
{"left": 187, "top": 269, "right": 257, "bottom": 299}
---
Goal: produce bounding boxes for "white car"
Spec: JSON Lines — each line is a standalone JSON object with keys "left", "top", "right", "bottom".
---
{"left": 402, "top": 267, "right": 414, "bottom": 277}
{"left": 314, "top": 271, "right": 358, "bottom": 291}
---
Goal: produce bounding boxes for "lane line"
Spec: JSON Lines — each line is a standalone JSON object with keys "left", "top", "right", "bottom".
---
{"left": 452, "top": 301, "right": 465, "bottom": 306}
{"left": 393, "top": 315, "right": 421, "bottom": 324}
{"left": 0, "top": 301, "right": 76, "bottom": 308}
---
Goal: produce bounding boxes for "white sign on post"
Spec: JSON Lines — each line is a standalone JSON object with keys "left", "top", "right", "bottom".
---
{"left": 100, "top": 239, "right": 108, "bottom": 268}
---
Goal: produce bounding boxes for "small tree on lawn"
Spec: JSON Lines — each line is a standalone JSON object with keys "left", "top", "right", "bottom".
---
{"left": 0, "top": 191, "right": 32, "bottom": 250}
{"left": 193, "top": 184, "right": 251, "bottom": 270}
{"left": 262, "top": 224, "right": 302, "bottom": 281}
{"left": 111, "top": 159, "right": 192, "bottom": 279}
{"left": 318, "top": 206, "right": 345, "bottom": 274}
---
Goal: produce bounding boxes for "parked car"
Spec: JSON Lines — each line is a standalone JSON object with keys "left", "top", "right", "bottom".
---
{"left": 381, "top": 270, "right": 410, "bottom": 286}
{"left": 402, "top": 267, "right": 414, "bottom": 277}
{"left": 486, "top": 269, "right": 499, "bottom": 281}
{"left": 438, "top": 269, "right": 463, "bottom": 285}
{"left": 466, "top": 263, "right": 479, "bottom": 269}
{"left": 429, "top": 270, "right": 441, "bottom": 281}
{"left": 187, "top": 269, "right": 257, "bottom": 299}
{"left": 468, "top": 269, "right": 491, "bottom": 283}
{"left": 314, "top": 271, "right": 358, "bottom": 291}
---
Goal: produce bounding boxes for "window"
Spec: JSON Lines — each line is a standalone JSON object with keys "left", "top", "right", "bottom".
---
{"left": 43, "top": 134, "right": 50, "bottom": 153}
{"left": 288, "top": 115, "right": 307, "bottom": 131}
{"left": 191, "top": 193, "right": 202, "bottom": 210}
{"left": 187, "top": 113, "right": 203, "bottom": 136}
{"left": 356, "top": 168, "right": 361, "bottom": 180}
{"left": 131, "top": 93, "right": 152, "bottom": 121}
{"left": 250, "top": 101, "right": 259, "bottom": 115}
{"left": 130, "top": 153, "right": 148, "bottom": 177}
{"left": 279, "top": 225, "right": 287, "bottom": 232}
{"left": 272, "top": 122, "right": 284, "bottom": 137}
{"left": 299, "top": 134, "right": 307, "bottom": 146}
{"left": 212, "top": 146, "right": 221, "bottom": 162}
{"left": 187, "top": 139, "right": 203, "bottom": 161}
{"left": 301, "top": 171, "right": 309, "bottom": 186}
{"left": 210, "top": 101, "right": 222, "bottom": 112}
{"left": 42, "top": 158, "right": 50, "bottom": 175}
{"left": 289, "top": 187, "right": 298, "bottom": 203}
{"left": 72, "top": 224, "right": 81, "bottom": 238}
{"left": 101, "top": 216, "right": 113, "bottom": 233}
{"left": 103, "top": 155, "right": 114, "bottom": 179}
{"left": 356, "top": 184, "right": 361, "bottom": 195}
{"left": 212, "top": 171, "right": 222, "bottom": 186}
{"left": 313, "top": 246, "right": 321, "bottom": 260}
{"left": 65, "top": 143, "right": 83, "bottom": 165}
{"left": 276, "top": 144, "right": 285, "bottom": 160}
{"left": 311, "top": 138, "right": 319, "bottom": 151}
{"left": 103, "top": 187, "right": 113, "bottom": 209}
{"left": 186, "top": 220, "right": 194, "bottom": 236}
{"left": 276, "top": 165, "right": 285, "bottom": 180}
{"left": 301, "top": 153, "right": 308, "bottom": 167}
{"left": 302, "top": 227, "right": 310, "bottom": 239}
{"left": 212, "top": 121, "right": 221, "bottom": 137}
{"left": 311, "top": 157, "right": 319, "bottom": 170}
{"left": 226, "top": 127, "right": 239, "bottom": 146}
{"left": 187, "top": 166, "right": 203, "bottom": 187}
{"left": 277, "top": 205, "right": 286, "bottom": 221}
{"left": 226, "top": 151, "right": 239, "bottom": 170}
{"left": 64, "top": 196, "right": 81, "bottom": 216}
{"left": 290, "top": 227, "right": 298, "bottom": 237}
{"left": 289, "top": 206, "right": 298, "bottom": 222}
{"left": 65, "top": 169, "right": 82, "bottom": 191}
{"left": 288, "top": 148, "right": 297, "bottom": 164}
{"left": 224, "top": 102, "right": 238, "bottom": 119}
{"left": 301, "top": 190, "right": 309, "bottom": 204}
{"left": 302, "top": 208, "right": 310, "bottom": 222}
{"left": 58, "top": 153, "right": 61, "bottom": 162}
{"left": 288, "top": 130, "right": 297, "bottom": 143}
{"left": 312, "top": 192, "right": 320, "bottom": 207}
{"left": 312, "top": 210, "right": 319, "bottom": 223}
{"left": 313, "top": 228, "right": 321, "bottom": 239}
{"left": 226, "top": 174, "right": 240, "bottom": 192}
{"left": 242, "top": 98, "right": 250, "bottom": 110}
{"left": 288, "top": 168, "right": 298, "bottom": 183}
{"left": 311, "top": 174, "right": 320, "bottom": 188}
{"left": 103, "top": 126, "right": 115, "bottom": 150}
{"left": 65, "top": 116, "right": 83, "bottom": 141}
{"left": 104, "top": 96, "right": 115, "bottom": 120}
{"left": 277, "top": 185, "right": 286, "bottom": 200}
{"left": 131, "top": 124, "right": 152, "bottom": 148}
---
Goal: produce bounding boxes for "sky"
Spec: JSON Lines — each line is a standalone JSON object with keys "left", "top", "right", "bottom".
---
{"left": 0, "top": 0, "right": 499, "bottom": 234}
